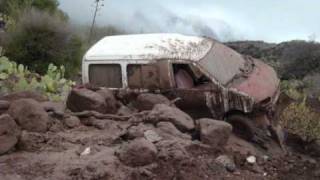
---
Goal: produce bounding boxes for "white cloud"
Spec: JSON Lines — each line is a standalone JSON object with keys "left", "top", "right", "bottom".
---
{"left": 59, "top": 0, "right": 320, "bottom": 42}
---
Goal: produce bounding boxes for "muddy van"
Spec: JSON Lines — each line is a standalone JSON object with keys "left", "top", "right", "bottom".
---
{"left": 82, "top": 33, "right": 281, "bottom": 140}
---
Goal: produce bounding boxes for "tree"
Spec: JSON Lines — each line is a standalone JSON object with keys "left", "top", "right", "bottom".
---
{"left": 4, "top": 9, "right": 83, "bottom": 77}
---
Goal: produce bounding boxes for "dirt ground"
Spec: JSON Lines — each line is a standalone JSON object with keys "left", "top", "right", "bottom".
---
{"left": 0, "top": 90, "right": 319, "bottom": 180}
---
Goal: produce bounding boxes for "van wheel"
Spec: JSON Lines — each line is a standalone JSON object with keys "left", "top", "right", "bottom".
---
{"left": 227, "top": 115, "right": 255, "bottom": 141}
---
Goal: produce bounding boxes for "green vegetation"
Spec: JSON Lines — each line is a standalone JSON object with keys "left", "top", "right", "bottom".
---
{"left": 280, "top": 80, "right": 320, "bottom": 142}
{"left": 0, "top": 56, "right": 74, "bottom": 101}
{"left": 1, "top": 0, "right": 82, "bottom": 78}
{"left": 281, "top": 101, "right": 320, "bottom": 142}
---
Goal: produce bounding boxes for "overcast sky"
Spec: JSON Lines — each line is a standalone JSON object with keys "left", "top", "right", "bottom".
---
{"left": 59, "top": 0, "right": 320, "bottom": 42}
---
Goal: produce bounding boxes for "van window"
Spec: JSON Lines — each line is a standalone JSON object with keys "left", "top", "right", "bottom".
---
{"left": 127, "top": 64, "right": 160, "bottom": 89}
{"left": 89, "top": 64, "right": 122, "bottom": 88}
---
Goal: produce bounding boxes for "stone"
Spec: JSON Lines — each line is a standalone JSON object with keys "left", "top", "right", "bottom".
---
{"left": 148, "top": 104, "right": 195, "bottom": 132}
{"left": 17, "top": 131, "right": 46, "bottom": 152}
{"left": 0, "top": 100, "right": 10, "bottom": 110}
{"left": 144, "top": 130, "right": 162, "bottom": 143}
{"left": 96, "top": 88, "right": 118, "bottom": 114}
{"left": 0, "top": 114, "right": 21, "bottom": 155}
{"left": 67, "top": 88, "right": 108, "bottom": 114}
{"left": 64, "top": 116, "right": 81, "bottom": 128}
{"left": 246, "top": 156, "right": 257, "bottom": 164}
{"left": 215, "top": 155, "right": 236, "bottom": 172}
{"left": 156, "top": 121, "right": 191, "bottom": 140}
{"left": 117, "top": 105, "right": 133, "bottom": 116}
{"left": 198, "top": 118, "right": 232, "bottom": 147}
{"left": 8, "top": 99, "right": 49, "bottom": 133}
{"left": 134, "top": 93, "right": 171, "bottom": 111}
{"left": 0, "top": 91, "right": 47, "bottom": 102}
{"left": 117, "top": 138, "right": 158, "bottom": 167}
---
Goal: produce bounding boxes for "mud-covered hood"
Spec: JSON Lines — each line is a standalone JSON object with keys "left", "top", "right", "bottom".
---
{"left": 230, "top": 59, "right": 280, "bottom": 103}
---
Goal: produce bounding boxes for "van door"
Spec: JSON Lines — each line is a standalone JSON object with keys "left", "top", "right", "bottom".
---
{"left": 168, "top": 63, "right": 223, "bottom": 118}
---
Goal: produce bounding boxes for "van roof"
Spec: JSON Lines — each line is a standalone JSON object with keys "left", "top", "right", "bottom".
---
{"left": 84, "top": 33, "right": 214, "bottom": 61}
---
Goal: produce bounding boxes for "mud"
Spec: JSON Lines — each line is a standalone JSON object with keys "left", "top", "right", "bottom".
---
{"left": 0, "top": 89, "right": 319, "bottom": 180}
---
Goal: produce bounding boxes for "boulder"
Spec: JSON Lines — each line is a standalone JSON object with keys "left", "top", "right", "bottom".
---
{"left": 198, "top": 118, "right": 232, "bottom": 147}
{"left": 8, "top": 99, "right": 49, "bottom": 133}
{"left": 63, "top": 116, "right": 81, "bottom": 129}
{"left": 117, "top": 138, "right": 158, "bottom": 167}
{"left": 134, "top": 93, "right": 171, "bottom": 111}
{"left": 0, "top": 91, "right": 47, "bottom": 102}
{"left": 0, "top": 100, "right": 10, "bottom": 114}
{"left": 0, "top": 114, "right": 21, "bottom": 155}
{"left": 17, "top": 131, "right": 46, "bottom": 152}
{"left": 156, "top": 121, "right": 191, "bottom": 140}
{"left": 96, "top": 88, "right": 118, "bottom": 114}
{"left": 148, "top": 104, "right": 194, "bottom": 132}
{"left": 215, "top": 155, "right": 236, "bottom": 172}
{"left": 67, "top": 88, "right": 108, "bottom": 114}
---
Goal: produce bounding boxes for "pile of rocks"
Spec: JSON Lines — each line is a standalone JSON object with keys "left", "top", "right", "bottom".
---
{"left": 0, "top": 88, "right": 236, "bottom": 179}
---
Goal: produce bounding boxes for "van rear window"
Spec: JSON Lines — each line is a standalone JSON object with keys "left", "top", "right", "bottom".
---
{"left": 127, "top": 64, "right": 160, "bottom": 89}
{"left": 89, "top": 64, "right": 122, "bottom": 88}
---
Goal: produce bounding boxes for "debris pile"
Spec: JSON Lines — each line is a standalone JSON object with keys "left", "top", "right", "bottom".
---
{"left": 0, "top": 89, "right": 319, "bottom": 180}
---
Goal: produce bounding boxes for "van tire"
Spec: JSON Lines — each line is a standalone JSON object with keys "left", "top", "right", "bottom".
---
{"left": 227, "top": 115, "right": 255, "bottom": 141}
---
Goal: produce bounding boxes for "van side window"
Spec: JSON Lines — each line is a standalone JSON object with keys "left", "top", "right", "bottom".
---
{"left": 127, "top": 64, "right": 160, "bottom": 90}
{"left": 89, "top": 64, "right": 122, "bottom": 88}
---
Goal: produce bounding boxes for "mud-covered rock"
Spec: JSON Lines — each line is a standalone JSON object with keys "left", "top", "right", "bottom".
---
{"left": 64, "top": 116, "right": 81, "bottom": 128}
{"left": 0, "top": 91, "right": 47, "bottom": 102}
{"left": 41, "top": 101, "right": 65, "bottom": 114}
{"left": 17, "top": 131, "right": 46, "bottom": 152}
{"left": 148, "top": 104, "right": 195, "bottom": 132}
{"left": 96, "top": 88, "right": 118, "bottom": 114}
{"left": 215, "top": 155, "right": 236, "bottom": 172}
{"left": 134, "top": 93, "right": 171, "bottom": 111}
{"left": 117, "top": 105, "right": 133, "bottom": 116}
{"left": 126, "top": 123, "right": 155, "bottom": 140}
{"left": 0, "top": 114, "right": 21, "bottom": 155}
{"left": 8, "top": 99, "right": 49, "bottom": 133}
{"left": 156, "top": 140, "right": 189, "bottom": 161}
{"left": 156, "top": 121, "right": 191, "bottom": 140}
{"left": 67, "top": 88, "right": 109, "bottom": 114}
{"left": 117, "top": 138, "right": 158, "bottom": 167}
{"left": 198, "top": 118, "right": 232, "bottom": 147}
{"left": 0, "top": 100, "right": 10, "bottom": 114}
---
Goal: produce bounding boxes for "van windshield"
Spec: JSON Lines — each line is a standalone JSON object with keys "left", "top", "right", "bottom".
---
{"left": 199, "top": 43, "right": 248, "bottom": 85}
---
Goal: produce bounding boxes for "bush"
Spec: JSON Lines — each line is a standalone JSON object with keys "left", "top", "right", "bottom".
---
{"left": 0, "top": 56, "right": 74, "bottom": 101}
{"left": 280, "top": 101, "right": 320, "bottom": 142}
{"left": 4, "top": 9, "right": 83, "bottom": 77}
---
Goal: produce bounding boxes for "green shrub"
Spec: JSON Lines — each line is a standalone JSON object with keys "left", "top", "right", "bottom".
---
{"left": 280, "top": 101, "right": 320, "bottom": 142}
{"left": 0, "top": 56, "right": 74, "bottom": 101}
{"left": 4, "top": 9, "right": 83, "bottom": 77}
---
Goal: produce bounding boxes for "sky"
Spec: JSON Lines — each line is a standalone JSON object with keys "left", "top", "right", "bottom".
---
{"left": 58, "top": 0, "right": 320, "bottom": 43}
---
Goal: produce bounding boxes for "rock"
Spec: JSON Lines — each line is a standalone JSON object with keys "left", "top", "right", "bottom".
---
{"left": 64, "top": 116, "right": 81, "bottom": 128}
{"left": 0, "top": 91, "right": 47, "bottom": 102}
{"left": 96, "top": 88, "right": 118, "bottom": 114}
{"left": 198, "top": 118, "right": 232, "bottom": 147}
{"left": 8, "top": 99, "right": 49, "bottom": 133}
{"left": 156, "top": 121, "right": 191, "bottom": 140}
{"left": 306, "top": 140, "right": 320, "bottom": 157}
{"left": 41, "top": 101, "right": 65, "bottom": 114}
{"left": 0, "top": 114, "right": 21, "bottom": 155}
{"left": 117, "top": 105, "right": 133, "bottom": 116}
{"left": 126, "top": 123, "right": 155, "bottom": 140}
{"left": 134, "top": 93, "right": 171, "bottom": 111}
{"left": 17, "top": 131, "right": 46, "bottom": 152}
{"left": 144, "top": 130, "right": 162, "bottom": 143}
{"left": 67, "top": 88, "right": 108, "bottom": 114}
{"left": 215, "top": 155, "right": 236, "bottom": 172}
{"left": 148, "top": 104, "right": 195, "bottom": 132}
{"left": 0, "top": 100, "right": 10, "bottom": 114}
{"left": 156, "top": 140, "right": 189, "bottom": 161}
{"left": 246, "top": 155, "right": 257, "bottom": 164}
{"left": 0, "top": 100, "right": 10, "bottom": 110}
{"left": 117, "top": 138, "right": 157, "bottom": 167}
